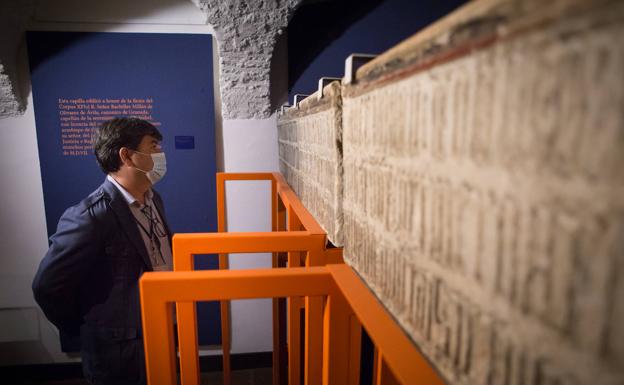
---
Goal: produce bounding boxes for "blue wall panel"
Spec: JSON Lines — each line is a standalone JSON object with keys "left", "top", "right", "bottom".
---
{"left": 27, "top": 31, "right": 221, "bottom": 348}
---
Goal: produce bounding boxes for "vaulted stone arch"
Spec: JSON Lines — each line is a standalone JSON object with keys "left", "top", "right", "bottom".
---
{"left": 193, "top": 0, "right": 304, "bottom": 119}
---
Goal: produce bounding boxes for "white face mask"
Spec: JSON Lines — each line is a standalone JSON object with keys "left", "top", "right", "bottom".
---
{"left": 133, "top": 151, "right": 167, "bottom": 185}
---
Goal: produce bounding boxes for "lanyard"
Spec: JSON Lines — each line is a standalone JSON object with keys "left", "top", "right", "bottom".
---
{"left": 135, "top": 204, "right": 155, "bottom": 239}
{"left": 134, "top": 203, "right": 166, "bottom": 265}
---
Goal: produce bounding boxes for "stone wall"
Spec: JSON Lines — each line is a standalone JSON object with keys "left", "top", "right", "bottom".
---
{"left": 278, "top": 81, "right": 343, "bottom": 246}
{"left": 195, "top": 0, "right": 302, "bottom": 119}
{"left": 279, "top": 0, "right": 624, "bottom": 383}
{"left": 0, "top": 0, "right": 35, "bottom": 118}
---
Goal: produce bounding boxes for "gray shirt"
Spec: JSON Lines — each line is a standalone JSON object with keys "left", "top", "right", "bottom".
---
{"left": 106, "top": 175, "right": 173, "bottom": 271}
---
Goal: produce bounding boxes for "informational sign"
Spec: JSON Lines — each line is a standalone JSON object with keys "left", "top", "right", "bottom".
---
{"left": 58, "top": 96, "right": 158, "bottom": 156}
{"left": 27, "top": 31, "right": 221, "bottom": 348}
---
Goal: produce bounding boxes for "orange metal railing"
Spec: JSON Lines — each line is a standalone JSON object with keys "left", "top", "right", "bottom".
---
{"left": 173, "top": 173, "right": 344, "bottom": 385}
{"left": 140, "top": 265, "right": 445, "bottom": 385}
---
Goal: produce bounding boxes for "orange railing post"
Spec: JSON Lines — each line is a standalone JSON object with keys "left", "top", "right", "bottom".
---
{"left": 172, "top": 172, "right": 344, "bottom": 385}
{"left": 287, "top": 210, "right": 303, "bottom": 385}
{"left": 173, "top": 242, "right": 200, "bottom": 385}
{"left": 142, "top": 265, "right": 446, "bottom": 385}
{"left": 374, "top": 353, "right": 401, "bottom": 385}
{"left": 214, "top": 173, "right": 278, "bottom": 384}
{"left": 273, "top": 196, "right": 288, "bottom": 385}
{"left": 347, "top": 316, "right": 362, "bottom": 385}
{"left": 142, "top": 268, "right": 333, "bottom": 385}
{"left": 215, "top": 173, "right": 231, "bottom": 385}
{"left": 142, "top": 172, "right": 447, "bottom": 385}
{"left": 322, "top": 290, "right": 351, "bottom": 385}
{"left": 304, "top": 296, "right": 324, "bottom": 385}
{"left": 173, "top": 231, "right": 329, "bottom": 385}
{"left": 327, "top": 264, "right": 445, "bottom": 385}
{"left": 142, "top": 289, "right": 177, "bottom": 385}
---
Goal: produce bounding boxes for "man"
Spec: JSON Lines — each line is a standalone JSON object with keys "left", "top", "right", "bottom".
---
{"left": 32, "top": 117, "right": 172, "bottom": 385}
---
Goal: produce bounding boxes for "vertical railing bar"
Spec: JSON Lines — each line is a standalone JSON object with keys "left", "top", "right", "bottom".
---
{"left": 348, "top": 315, "right": 362, "bottom": 385}
{"left": 288, "top": 208, "right": 303, "bottom": 385}
{"left": 322, "top": 290, "right": 351, "bottom": 385}
{"left": 272, "top": 175, "right": 282, "bottom": 385}
{"left": 174, "top": 245, "right": 200, "bottom": 385}
{"left": 304, "top": 295, "right": 324, "bottom": 385}
{"left": 142, "top": 295, "right": 177, "bottom": 385}
{"left": 173, "top": 173, "right": 344, "bottom": 385}
{"left": 216, "top": 173, "right": 231, "bottom": 385}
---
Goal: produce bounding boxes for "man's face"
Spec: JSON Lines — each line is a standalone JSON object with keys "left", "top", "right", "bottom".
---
{"left": 129, "top": 135, "right": 162, "bottom": 173}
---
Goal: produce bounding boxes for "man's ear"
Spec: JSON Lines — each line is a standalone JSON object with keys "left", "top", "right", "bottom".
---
{"left": 118, "top": 147, "right": 132, "bottom": 166}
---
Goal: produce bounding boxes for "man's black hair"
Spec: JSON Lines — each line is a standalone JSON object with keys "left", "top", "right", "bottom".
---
{"left": 94, "top": 117, "right": 162, "bottom": 174}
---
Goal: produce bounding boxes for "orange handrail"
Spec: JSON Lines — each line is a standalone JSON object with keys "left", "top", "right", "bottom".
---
{"left": 174, "top": 172, "right": 343, "bottom": 385}
{"left": 140, "top": 265, "right": 445, "bottom": 385}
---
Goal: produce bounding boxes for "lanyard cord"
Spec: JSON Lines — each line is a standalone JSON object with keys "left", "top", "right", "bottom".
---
{"left": 134, "top": 204, "right": 166, "bottom": 265}
{"left": 134, "top": 215, "right": 154, "bottom": 241}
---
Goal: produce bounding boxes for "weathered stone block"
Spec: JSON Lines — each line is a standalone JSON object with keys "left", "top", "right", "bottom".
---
{"left": 277, "top": 81, "right": 344, "bottom": 246}
{"left": 275, "top": 0, "right": 623, "bottom": 383}
{"left": 340, "top": 0, "right": 624, "bottom": 384}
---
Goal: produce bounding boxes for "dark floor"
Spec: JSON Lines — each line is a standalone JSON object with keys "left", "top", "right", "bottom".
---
{"left": 201, "top": 368, "right": 272, "bottom": 385}
{"left": 0, "top": 341, "right": 274, "bottom": 385}
{"left": 4, "top": 368, "right": 273, "bottom": 385}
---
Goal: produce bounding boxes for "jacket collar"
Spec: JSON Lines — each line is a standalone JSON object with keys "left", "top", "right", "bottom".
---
{"left": 102, "top": 179, "right": 153, "bottom": 271}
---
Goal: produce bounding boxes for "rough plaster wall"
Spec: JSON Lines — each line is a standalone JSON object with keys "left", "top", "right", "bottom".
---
{"left": 0, "top": 64, "right": 19, "bottom": 118}
{"left": 195, "top": 0, "right": 302, "bottom": 119}
{"left": 339, "top": 0, "right": 624, "bottom": 384}
{"left": 278, "top": 81, "right": 343, "bottom": 246}
{"left": 0, "top": 0, "right": 35, "bottom": 118}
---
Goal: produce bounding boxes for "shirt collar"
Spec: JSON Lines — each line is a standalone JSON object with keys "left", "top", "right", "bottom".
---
{"left": 107, "top": 174, "right": 153, "bottom": 206}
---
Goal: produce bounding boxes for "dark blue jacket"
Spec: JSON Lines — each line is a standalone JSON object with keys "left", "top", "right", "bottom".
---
{"left": 32, "top": 179, "right": 172, "bottom": 385}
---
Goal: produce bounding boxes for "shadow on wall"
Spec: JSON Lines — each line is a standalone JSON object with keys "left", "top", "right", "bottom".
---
{"left": 286, "top": 0, "right": 467, "bottom": 100}
{"left": 270, "top": 29, "right": 289, "bottom": 112}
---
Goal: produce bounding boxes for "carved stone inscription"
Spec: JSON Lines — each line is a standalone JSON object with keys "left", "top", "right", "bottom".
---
{"left": 342, "top": 6, "right": 624, "bottom": 385}
{"left": 278, "top": 82, "right": 344, "bottom": 246}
